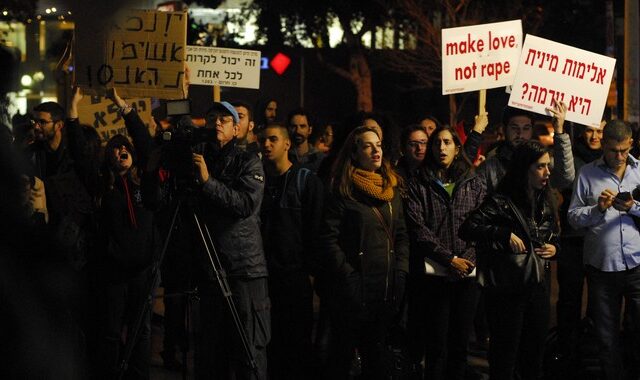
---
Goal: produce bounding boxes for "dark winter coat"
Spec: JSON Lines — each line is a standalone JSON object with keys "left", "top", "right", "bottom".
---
{"left": 200, "top": 139, "right": 268, "bottom": 278}
{"left": 26, "top": 118, "right": 94, "bottom": 269}
{"left": 261, "top": 164, "right": 324, "bottom": 278}
{"left": 317, "top": 189, "right": 409, "bottom": 313}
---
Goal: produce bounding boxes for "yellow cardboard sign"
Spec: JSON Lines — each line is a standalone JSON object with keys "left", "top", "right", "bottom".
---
{"left": 76, "top": 9, "right": 187, "bottom": 99}
{"left": 78, "top": 96, "right": 153, "bottom": 143}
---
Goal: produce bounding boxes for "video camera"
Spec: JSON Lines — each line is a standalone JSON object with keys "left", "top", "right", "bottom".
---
{"left": 160, "top": 99, "right": 216, "bottom": 185}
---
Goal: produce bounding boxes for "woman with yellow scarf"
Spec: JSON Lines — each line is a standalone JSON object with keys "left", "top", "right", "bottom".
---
{"left": 317, "top": 126, "right": 409, "bottom": 380}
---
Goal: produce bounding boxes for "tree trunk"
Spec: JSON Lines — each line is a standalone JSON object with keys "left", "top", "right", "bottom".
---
{"left": 350, "top": 51, "right": 373, "bottom": 112}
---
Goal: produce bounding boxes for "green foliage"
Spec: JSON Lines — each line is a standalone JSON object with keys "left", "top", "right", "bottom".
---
{"left": 246, "top": 0, "right": 397, "bottom": 48}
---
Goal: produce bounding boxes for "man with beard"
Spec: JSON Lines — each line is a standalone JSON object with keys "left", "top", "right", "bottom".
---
{"left": 478, "top": 101, "right": 574, "bottom": 193}
{"left": 260, "top": 122, "right": 324, "bottom": 379}
{"left": 26, "top": 90, "right": 94, "bottom": 270}
{"left": 232, "top": 101, "right": 261, "bottom": 156}
{"left": 287, "top": 108, "right": 325, "bottom": 173}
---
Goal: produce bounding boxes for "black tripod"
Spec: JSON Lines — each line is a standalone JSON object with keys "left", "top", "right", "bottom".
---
{"left": 117, "top": 196, "right": 260, "bottom": 380}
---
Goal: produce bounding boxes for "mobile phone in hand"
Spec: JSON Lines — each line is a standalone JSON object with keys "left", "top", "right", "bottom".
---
{"left": 616, "top": 191, "right": 632, "bottom": 201}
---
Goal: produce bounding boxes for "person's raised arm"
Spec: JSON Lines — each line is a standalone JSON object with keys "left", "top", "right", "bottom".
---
{"left": 548, "top": 99, "right": 575, "bottom": 189}
{"left": 106, "top": 88, "right": 152, "bottom": 170}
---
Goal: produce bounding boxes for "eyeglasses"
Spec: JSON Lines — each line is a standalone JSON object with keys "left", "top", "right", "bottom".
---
{"left": 407, "top": 140, "right": 428, "bottom": 148}
{"left": 31, "top": 118, "right": 56, "bottom": 126}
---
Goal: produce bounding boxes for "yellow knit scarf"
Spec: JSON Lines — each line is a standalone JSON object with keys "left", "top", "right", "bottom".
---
{"left": 352, "top": 168, "right": 396, "bottom": 202}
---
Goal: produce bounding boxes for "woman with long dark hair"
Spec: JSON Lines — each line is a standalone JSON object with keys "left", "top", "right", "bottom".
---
{"left": 460, "top": 140, "right": 559, "bottom": 380}
{"left": 317, "top": 126, "right": 409, "bottom": 379}
{"left": 405, "top": 125, "right": 486, "bottom": 379}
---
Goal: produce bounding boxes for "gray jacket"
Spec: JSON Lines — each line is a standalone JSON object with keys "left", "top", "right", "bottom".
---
{"left": 478, "top": 133, "right": 575, "bottom": 194}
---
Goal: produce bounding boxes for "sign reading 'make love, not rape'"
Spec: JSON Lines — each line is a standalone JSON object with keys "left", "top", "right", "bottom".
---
{"left": 508, "top": 35, "right": 616, "bottom": 128}
{"left": 76, "top": 9, "right": 187, "bottom": 99}
{"left": 441, "top": 20, "right": 522, "bottom": 95}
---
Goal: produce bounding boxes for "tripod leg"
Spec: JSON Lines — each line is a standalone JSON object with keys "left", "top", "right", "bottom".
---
{"left": 116, "top": 199, "right": 182, "bottom": 380}
{"left": 191, "top": 211, "right": 263, "bottom": 380}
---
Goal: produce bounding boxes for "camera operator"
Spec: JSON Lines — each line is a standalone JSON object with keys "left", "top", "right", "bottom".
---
{"left": 191, "top": 101, "right": 270, "bottom": 380}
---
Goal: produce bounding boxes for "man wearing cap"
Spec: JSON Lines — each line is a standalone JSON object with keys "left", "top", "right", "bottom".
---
{"left": 191, "top": 101, "right": 270, "bottom": 380}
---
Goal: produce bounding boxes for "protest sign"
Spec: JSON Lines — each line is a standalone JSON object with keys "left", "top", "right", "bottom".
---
{"left": 78, "top": 96, "right": 153, "bottom": 143}
{"left": 76, "top": 9, "right": 187, "bottom": 99}
{"left": 185, "top": 46, "right": 261, "bottom": 89}
{"left": 442, "top": 20, "right": 522, "bottom": 95}
{"left": 508, "top": 35, "right": 616, "bottom": 128}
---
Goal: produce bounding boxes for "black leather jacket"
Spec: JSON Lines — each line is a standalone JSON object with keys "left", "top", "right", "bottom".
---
{"left": 460, "top": 193, "right": 559, "bottom": 290}
{"left": 199, "top": 139, "right": 268, "bottom": 278}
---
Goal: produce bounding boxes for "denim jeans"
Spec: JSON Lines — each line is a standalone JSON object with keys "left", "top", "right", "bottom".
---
{"left": 586, "top": 264, "right": 640, "bottom": 380}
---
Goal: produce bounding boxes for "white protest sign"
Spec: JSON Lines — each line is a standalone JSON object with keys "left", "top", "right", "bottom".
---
{"left": 185, "top": 46, "right": 261, "bottom": 89}
{"left": 76, "top": 9, "right": 187, "bottom": 99}
{"left": 441, "top": 20, "right": 522, "bottom": 95}
{"left": 508, "top": 35, "right": 616, "bottom": 128}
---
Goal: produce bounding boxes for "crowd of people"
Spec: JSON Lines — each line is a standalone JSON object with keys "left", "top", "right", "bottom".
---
{"left": 1, "top": 83, "right": 640, "bottom": 380}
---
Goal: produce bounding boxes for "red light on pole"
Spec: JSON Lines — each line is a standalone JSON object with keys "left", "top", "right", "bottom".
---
{"left": 270, "top": 52, "right": 291, "bottom": 75}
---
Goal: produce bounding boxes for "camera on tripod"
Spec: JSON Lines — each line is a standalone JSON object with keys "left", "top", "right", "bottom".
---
{"left": 160, "top": 99, "right": 216, "bottom": 185}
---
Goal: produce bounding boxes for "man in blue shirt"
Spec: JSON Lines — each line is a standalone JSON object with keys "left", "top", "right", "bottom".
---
{"left": 568, "top": 119, "right": 640, "bottom": 379}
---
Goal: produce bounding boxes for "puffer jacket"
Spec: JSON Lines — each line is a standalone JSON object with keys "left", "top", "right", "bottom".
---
{"left": 404, "top": 170, "right": 486, "bottom": 274}
{"left": 459, "top": 193, "right": 559, "bottom": 291}
{"left": 200, "top": 139, "right": 268, "bottom": 278}
{"left": 317, "top": 189, "right": 409, "bottom": 313}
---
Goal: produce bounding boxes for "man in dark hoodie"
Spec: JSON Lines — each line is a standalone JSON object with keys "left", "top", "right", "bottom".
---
{"left": 259, "top": 122, "right": 324, "bottom": 379}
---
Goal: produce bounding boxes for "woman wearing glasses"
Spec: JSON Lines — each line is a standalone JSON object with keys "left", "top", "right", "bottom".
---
{"left": 396, "top": 124, "right": 430, "bottom": 182}
{"left": 460, "top": 140, "right": 559, "bottom": 380}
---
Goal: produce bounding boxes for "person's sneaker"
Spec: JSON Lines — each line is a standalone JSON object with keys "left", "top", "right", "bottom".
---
{"left": 160, "top": 351, "right": 183, "bottom": 371}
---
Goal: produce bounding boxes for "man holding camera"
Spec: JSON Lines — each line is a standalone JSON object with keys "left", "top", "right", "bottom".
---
{"left": 191, "top": 101, "right": 270, "bottom": 380}
{"left": 568, "top": 120, "right": 640, "bottom": 380}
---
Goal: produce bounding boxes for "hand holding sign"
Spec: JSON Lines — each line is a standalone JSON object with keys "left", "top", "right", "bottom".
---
{"left": 546, "top": 98, "right": 567, "bottom": 134}
{"left": 508, "top": 35, "right": 616, "bottom": 127}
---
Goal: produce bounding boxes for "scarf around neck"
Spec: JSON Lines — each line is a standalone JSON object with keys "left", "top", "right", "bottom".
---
{"left": 352, "top": 168, "right": 396, "bottom": 202}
